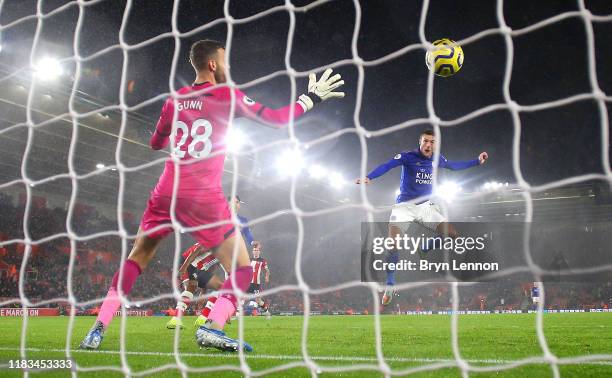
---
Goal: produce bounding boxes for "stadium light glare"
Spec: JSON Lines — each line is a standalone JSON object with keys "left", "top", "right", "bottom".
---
{"left": 96, "top": 163, "right": 105, "bottom": 169}
{"left": 329, "top": 172, "right": 346, "bottom": 189}
{"left": 308, "top": 164, "right": 327, "bottom": 179}
{"left": 225, "top": 128, "right": 246, "bottom": 153}
{"left": 435, "top": 181, "right": 462, "bottom": 202}
{"left": 33, "top": 57, "right": 63, "bottom": 81}
{"left": 277, "top": 148, "right": 304, "bottom": 176}
{"left": 483, "top": 181, "right": 505, "bottom": 191}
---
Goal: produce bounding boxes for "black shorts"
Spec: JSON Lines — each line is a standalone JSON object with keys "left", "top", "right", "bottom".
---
{"left": 247, "top": 283, "right": 261, "bottom": 294}
{"left": 186, "top": 264, "right": 215, "bottom": 289}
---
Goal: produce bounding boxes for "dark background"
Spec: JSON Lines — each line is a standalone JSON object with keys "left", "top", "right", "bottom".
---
{"left": 1, "top": 0, "right": 611, "bottom": 186}
{"left": 0, "top": 0, "right": 611, "bottom": 309}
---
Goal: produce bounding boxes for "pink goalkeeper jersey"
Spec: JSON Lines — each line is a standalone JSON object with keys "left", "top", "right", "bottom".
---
{"left": 150, "top": 82, "right": 305, "bottom": 198}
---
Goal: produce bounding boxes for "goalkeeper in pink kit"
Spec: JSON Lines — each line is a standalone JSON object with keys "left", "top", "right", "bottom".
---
{"left": 79, "top": 39, "right": 345, "bottom": 352}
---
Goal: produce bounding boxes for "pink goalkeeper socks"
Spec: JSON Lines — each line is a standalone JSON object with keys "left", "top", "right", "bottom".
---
{"left": 97, "top": 259, "right": 142, "bottom": 328}
{"left": 207, "top": 266, "right": 252, "bottom": 328}
{"left": 207, "top": 296, "right": 236, "bottom": 327}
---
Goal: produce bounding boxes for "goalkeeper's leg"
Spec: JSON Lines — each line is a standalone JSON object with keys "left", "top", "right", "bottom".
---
{"left": 195, "top": 234, "right": 253, "bottom": 352}
{"left": 80, "top": 230, "right": 161, "bottom": 350}
{"left": 196, "top": 295, "right": 218, "bottom": 327}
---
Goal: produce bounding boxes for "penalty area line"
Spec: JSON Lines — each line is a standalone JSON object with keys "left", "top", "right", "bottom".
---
{"left": 0, "top": 347, "right": 612, "bottom": 366}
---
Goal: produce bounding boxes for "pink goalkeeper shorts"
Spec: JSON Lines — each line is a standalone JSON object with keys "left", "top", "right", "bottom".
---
{"left": 140, "top": 191, "right": 235, "bottom": 249}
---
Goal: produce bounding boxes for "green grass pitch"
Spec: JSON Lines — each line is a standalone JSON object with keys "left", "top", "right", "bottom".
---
{"left": 0, "top": 314, "right": 611, "bottom": 377}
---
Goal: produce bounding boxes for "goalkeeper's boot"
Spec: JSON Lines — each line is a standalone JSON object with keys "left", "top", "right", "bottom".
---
{"left": 79, "top": 321, "right": 104, "bottom": 350}
{"left": 194, "top": 315, "right": 207, "bottom": 328}
{"left": 166, "top": 316, "right": 185, "bottom": 329}
{"left": 382, "top": 286, "right": 398, "bottom": 306}
{"left": 195, "top": 327, "right": 253, "bottom": 352}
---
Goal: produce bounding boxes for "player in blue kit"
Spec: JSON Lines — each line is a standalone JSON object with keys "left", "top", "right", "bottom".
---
{"left": 229, "top": 195, "right": 260, "bottom": 249}
{"left": 531, "top": 281, "right": 541, "bottom": 310}
{"left": 355, "top": 129, "right": 488, "bottom": 305}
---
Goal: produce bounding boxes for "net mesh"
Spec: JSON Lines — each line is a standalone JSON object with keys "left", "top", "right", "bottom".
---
{"left": 0, "top": 0, "right": 611, "bottom": 376}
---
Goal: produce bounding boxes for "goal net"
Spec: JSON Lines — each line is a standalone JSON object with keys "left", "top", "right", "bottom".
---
{"left": 1, "top": 0, "right": 611, "bottom": 376}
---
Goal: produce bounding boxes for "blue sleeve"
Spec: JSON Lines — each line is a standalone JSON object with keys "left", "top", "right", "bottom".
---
{"left": 439, "top": 156, "right": 479, "bottom": 171}
{"left": 366, "top": 153, "right": 405, "bottom": 180}
{"left": 238, "top": 215, "right": 255, "bottom": 245}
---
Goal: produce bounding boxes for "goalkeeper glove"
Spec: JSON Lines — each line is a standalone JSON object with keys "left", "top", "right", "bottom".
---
{"left": 297, "top": 68, "right": 345, "bottom": 112}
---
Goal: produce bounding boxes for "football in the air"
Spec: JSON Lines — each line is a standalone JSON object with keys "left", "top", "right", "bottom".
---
{"left": 425, "top": 38, "right": 464, "bottom": 77}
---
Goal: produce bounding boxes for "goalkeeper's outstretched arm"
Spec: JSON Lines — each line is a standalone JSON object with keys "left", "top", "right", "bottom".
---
{"left": 149, "top": 69, "right": 345, "bottom": 149}
{"left": 236, "top": 68, "right": 345, "bottom": 127}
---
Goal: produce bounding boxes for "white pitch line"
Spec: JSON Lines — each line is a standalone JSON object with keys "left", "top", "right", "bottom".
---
{"left": 0, "top": 347, "right": 611, "bottom": 366}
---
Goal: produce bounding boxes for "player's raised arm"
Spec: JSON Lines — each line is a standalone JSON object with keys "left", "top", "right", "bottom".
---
{"left": 241, "top": 221, "right": 256, "bottom": 247}
{"left": 235, "top": 68, "right": 345, "bottom": 127}
{"left": 438, "top": 152, "right": 487, "bottom": 171}
{"left": 355, "top": 153, "right": 406, "bottom": 184}
{"left": 178, "top": 244, "right": 206, "bottom": 275}
{"left": 231, "top": 198, "right": 258, "bottom": 247}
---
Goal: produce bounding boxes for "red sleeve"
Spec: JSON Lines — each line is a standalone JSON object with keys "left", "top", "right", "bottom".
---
{"left": 150, "top": 99, "right": 174, "bottom": 150}
{"left": 181, "top": 243, "right": 198, "bottom": 259}
{"left": 233, "top": 89, "right": 305, "bottom": 128}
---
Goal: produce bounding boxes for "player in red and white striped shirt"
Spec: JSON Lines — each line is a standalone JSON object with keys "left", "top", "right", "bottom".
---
{"left": 247, "top": 245, "right": 270, "bottom": 314}
{"left": 166, "top": 243, "right": 223, "bottom": 329}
